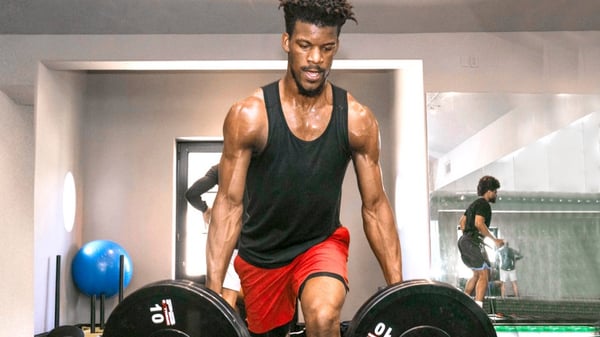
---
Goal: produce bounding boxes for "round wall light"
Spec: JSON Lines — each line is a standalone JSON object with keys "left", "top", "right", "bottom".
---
{"left": 62, "top": 171, "right": 76, "bottom": 232}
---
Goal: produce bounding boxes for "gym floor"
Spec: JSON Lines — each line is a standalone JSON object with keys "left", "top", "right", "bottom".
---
{"left": 495, "top": 325, "right": 598, "bottom": 337}
{"left": 489, "top": 297, "right": 599, "bottom": 337}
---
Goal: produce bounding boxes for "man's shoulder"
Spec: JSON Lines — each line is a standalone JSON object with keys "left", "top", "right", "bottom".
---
{"left": 466, "top": 197, "right": 490, "bottom": 214}
{"left": 345, "top": 91, "right": 379, "bottom": 152}
{"left": 345, "top": 89, "right": 375, "bottom": 132}
{"left": 473, "top": 197, "right": 490, "bottom": 207}
{"left": 227, "top": 88, "right": 267, "bottom": 119}
{"left": 468, "top": 197, "right": 483, "bottom": 208}
{"left": 221, "top": 86, "right": 270, "bottom": 151}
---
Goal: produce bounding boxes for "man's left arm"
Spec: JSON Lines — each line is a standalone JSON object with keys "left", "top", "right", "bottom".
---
{"left": 514, "top": 249, "right": 523, "bottom": 260}
{"left": 185, "top": 165, "right": 219, "bottom": 212}
{"left": 348, "top": 95, "right": 402, "bottom": 285}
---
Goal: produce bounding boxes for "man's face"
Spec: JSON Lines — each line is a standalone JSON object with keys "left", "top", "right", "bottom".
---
{"left": 282, "top": 21, "right": 339, "bottom": 97}
{"left": 488, "top": 189, "right": 498, "bottom": 203}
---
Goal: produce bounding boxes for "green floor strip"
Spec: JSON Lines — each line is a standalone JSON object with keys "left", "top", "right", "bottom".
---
{"left": 495, "top": 325, "right": 596, "bottom": 332}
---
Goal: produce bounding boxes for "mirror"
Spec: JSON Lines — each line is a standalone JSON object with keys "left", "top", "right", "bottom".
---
{"left": 427, "top": 92, "right": 600, "bottom": 305}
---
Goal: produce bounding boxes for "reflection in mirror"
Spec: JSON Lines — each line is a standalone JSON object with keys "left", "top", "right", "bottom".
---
{"left": 427, "top": 92, "right": 600, "bottom": 319}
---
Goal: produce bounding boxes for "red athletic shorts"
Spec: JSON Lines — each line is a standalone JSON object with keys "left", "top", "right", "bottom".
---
{"left": 234, "top": 226, "right": 350, "bottom": 334}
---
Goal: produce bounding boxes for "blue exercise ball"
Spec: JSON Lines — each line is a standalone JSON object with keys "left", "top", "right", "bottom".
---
{"left": 71, "top": 240, "right": 133, "bottom": 297}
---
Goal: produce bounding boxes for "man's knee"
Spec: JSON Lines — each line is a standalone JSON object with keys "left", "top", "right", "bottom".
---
{"left": 303, "top": 302, "right": 339, "bottom": 328}
{"left": 300, "top": 293, "right": 343, "bottom": 334}
{"left": 300, "top": 277, "right": 345, "bottom": 324}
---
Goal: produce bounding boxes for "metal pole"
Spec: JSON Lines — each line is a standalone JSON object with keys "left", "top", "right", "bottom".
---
{"left": 54, "top": 255, "right": 61, "bottom": 328}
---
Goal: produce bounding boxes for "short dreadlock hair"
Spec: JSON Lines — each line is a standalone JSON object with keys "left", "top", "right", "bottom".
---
{"left": 279, "top": 0, "right": 357, "bottom": 36}
{"left": 477, "top": 176, "right": 500, "bottom": 196}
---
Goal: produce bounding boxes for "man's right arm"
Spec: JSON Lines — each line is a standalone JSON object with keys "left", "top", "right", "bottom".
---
{"left": 474, "top": 215, "right": 504, "bottom": 247}
{"left": 458, "top": 215, "right": 466, "bottom": 232}
{"left": 205, "top": 92, "right": 266, "bottom": 295}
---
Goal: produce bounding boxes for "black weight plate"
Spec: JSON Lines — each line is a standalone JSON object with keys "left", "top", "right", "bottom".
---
{"left": 103, "top": 279, "right": 250, "bottom": 337}
{"left": 47, "top": 325, "right": 84, "bottom": 337}
{"left": 345, "top": 279, "right": 497, "bottom": 337}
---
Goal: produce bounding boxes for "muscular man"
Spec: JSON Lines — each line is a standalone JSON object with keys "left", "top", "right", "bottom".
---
{"left": 458, "top": 175, "right": 504, "bottom": 308}
{"left": 206, "top": 1, "right": 403, "bottom": 336}
{"left": 185, "top": 164, "right": 242, "bottom": 310}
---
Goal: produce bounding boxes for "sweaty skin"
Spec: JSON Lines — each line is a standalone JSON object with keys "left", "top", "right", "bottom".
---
{"left": 206, "top": 20, "right": 402, "bottom": 337}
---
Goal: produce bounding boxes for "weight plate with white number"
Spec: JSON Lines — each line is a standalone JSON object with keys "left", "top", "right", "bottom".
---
{"left": 345, "top": 279, "right": 497, "bottom": 337}
{"left": 103, "top": 279, "right": 249, "bottom": 337}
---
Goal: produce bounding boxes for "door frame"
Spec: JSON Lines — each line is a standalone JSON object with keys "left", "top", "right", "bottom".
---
{"left": 175, "top": 139, "right": 223, "bottom": 281}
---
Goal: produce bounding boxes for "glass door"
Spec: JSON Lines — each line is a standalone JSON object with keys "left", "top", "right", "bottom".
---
{"left": 175, "top": 140, "right": 222, "bottom": 281}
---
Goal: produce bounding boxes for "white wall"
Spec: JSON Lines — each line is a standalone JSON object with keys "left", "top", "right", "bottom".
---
{"left": 0, "top": 91, "right": 34, "bottom": 336}
{"left": 2, "top": 32, "right": 600, "bottom": 101}
{"left": 79, "top": 71, "right": 280, "bottom": 317}
{"left": 33, "top": 66, "right": 86, "bottom": 333}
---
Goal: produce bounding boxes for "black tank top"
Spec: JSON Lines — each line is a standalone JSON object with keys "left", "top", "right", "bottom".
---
{"left": 238, "top": 81, "right": 352, "bottom": 268}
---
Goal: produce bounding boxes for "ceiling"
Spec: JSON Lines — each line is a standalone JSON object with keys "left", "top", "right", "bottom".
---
{"left": 426, "top": 92, "right": 514, "bottom": 158}
{"left": 3, "top": 0, "right": 600, "bottom": 35}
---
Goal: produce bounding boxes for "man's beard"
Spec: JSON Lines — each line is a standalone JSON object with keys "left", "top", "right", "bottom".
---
{"left": 489, "top": 196, "right": 496, "bottom": 203}
{"left": 291, "top": 66, "right": 327, "bottom": 97}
